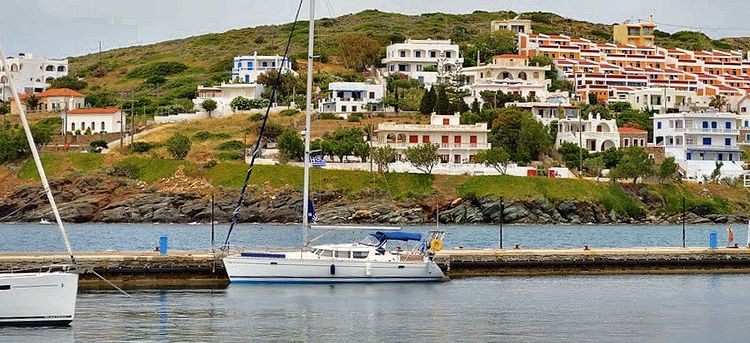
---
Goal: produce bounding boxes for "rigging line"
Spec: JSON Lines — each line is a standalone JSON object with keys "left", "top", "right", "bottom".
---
{"left": 90, "top": 269, "right": 132, "bottom": 298}
{"left": 222, "top": 0, "right": 305, "bottom": 250}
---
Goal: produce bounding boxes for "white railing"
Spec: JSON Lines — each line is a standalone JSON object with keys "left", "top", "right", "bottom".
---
{"left": 376, "top": 142, "right": 490, "bottom": 149}
{"left": 685, "top": 144, "right": 742, "bottom": 152}
{"left": 672, "top": 127, "right": 739, "bottom": 134}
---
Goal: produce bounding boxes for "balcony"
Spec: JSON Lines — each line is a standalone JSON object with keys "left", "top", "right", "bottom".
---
{"left": 377, "top": 142, "right": 490, "bottom": 150}
{"left": 685, "top": 144, "right": 741, "bottom": 152}
{"left": 670, "top": 127, "right": 739, "bottom": 135}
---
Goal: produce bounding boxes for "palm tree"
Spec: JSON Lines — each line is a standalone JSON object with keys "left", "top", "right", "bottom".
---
{"left": 709, "top": 95, "right": 728, "bottom": 110}
{"left": 24, "top": 94, "right": 41, "bottom": 112}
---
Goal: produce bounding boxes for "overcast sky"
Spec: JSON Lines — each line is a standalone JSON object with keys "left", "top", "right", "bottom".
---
{"left": 4, "top": 0, "right": 750, "bottom": 58}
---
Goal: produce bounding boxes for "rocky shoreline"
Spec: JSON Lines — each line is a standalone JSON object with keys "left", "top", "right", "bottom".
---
{"left": 0, "top": 174, "right": 746, "bottom": 225}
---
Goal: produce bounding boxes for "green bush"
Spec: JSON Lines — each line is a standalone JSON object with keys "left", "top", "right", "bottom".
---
{"left": 217, "top": 140, "right": 244, "bottom": 151}
{"left": 215, "top": 152, "right": 244, "bottom": 161}
{"left": 280, "top": 109, "right": 300, "bottom": 117}
{"left": 318, "top": 112, "right": 340, "bottom": 120}
{"left": 193, "top": 131, "right": 230, "bottom": 141}
{"left": 165, "top": 133, "right": 191, "bottom": 159}
{"left": 249, "top": 113, "right": 264, "bottom": 121}
{"left": 129, "top": 141, "right": 156, "bottom": 153}
{"left": 348, "top": 113, "right": 364, "bottom": 122}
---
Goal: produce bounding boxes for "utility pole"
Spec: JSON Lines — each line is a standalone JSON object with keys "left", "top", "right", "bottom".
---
{"left": 499, "top": 198, "right": 505, "bottom": 249}
{"left": 578, "top": 111, "right": 584, "bottom": 172}
{"left": 682, "top": 196, "right": 686, "bottom": 248}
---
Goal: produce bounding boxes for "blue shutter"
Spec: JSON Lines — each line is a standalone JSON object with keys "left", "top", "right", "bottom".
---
{"left": 725, "top": 138, "right": 731, "bottom": 146}
{"left": 702, "top": 137, "right": 711, "bottom": 145}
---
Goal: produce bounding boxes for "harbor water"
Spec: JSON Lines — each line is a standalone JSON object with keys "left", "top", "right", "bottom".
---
{"left": 2, "top": 275, "right": 750, "bottom": 342}
{"left": 0, "top": 223, "right": 745, "bottom": 252}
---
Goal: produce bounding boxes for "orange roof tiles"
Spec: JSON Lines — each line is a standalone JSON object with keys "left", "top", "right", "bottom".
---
{"left": 66, "top": 108, "right": 120, "bottom": 115}
{"left": 36, "top": 88, "right": 84, "bottom": 98}
{"left": 618, "top": 127, "right": 647, "bottom": 133}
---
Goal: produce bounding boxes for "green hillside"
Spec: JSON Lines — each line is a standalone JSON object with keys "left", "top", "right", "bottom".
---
{"left": 66, "top": 10, "right": 750, "bottom": 113}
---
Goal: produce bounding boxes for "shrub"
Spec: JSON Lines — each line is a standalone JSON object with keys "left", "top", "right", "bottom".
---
{"left": 129, "top": 141, "right": 155, "bottom": 153}
{"left": 165, "top": 133, "right": 191, "bottom": 159}
{"left": 214, "top": 152, "right": 244, "bottom": 161}
{"left": 193, "top": 131, "right": 230, "bottom": 141}
{"left": 89, "top": 140, "right": 109, "bottom": 152}
{"left": 280, "top": 109, "right": 300, "bottom": 117}
{"left": 348, "top": 113, "right": 364, "bottom": 122}
{"left": 217, "top": 140, "right": 244, "bottom": 151}
{"left": 127, "top": 62, "right": 189, "bottom": 79}
{"left": 318, "top": 112, "right": 340, "bottom": 120}
{"left": 249, "top": 113, "right": 264, "bottom": 121}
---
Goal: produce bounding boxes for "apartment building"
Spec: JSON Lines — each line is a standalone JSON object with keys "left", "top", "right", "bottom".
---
{"left": 318, "top": 82, "right": 384, "bottom": 113}
{"left": 491, "top": 17, "right": 532, "bottom": 34}
{"left": 613, "top": 21, "right": 656, "bottom": 47}
{"left": 381, "top": 39, "right": 463, "bottom": 86}
{"left": 232, "top": 52, "right": 296, "bottom": 84}
{"left": 555, "top": 113, "right": 621, "bottom": 153}
{"left": 374, "top": 113, "right": 491, "bottom": 164}
{"left": 0, "top": 52, "right": 68, "bottom": 101}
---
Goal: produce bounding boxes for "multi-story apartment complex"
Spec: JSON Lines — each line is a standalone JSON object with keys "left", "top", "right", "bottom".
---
{"left": 491, "top": 17, "right": 532, "bottom": 34}
{"left": 374, "top": 113, "right": 491, "bottom": 164}
{"left": 612, "top": 87, "right": 709, "bottom": 112}
{"left": 318, "top": 82, "right": 384, "bottom": 113}
{"left": 231, "top": 52, "right": 296, "bottom": 84}
{"left": 381, "top": 39, "right": 463, "bottom": 86}
{"left": 555, "top": 114, "right": 621, "bottom": 153}
{"left": 652, "top": 111, "right": 744, "bottom": 179}
{"left": 613, "top": 21, "right": 656, "bottom": 47}
{"left": 0, "top": 52, "right": 68, "bottom": 101}
{"left": 518, "top": 26, "right": 750, "bottom": 104}
{"left": 505, "top": 101, "right": 580, "bottom": 126}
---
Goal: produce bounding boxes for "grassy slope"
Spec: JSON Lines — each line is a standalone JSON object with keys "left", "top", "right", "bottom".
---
{"left": 68, "top": 10, "right": 750, "bottom": 97}
{"left": 14, "top": 152, "right": 749, "bottom": 217}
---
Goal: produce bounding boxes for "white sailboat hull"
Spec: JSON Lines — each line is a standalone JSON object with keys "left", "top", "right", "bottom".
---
{"left": 0, "top": 272, "right": 78, "bottom": 326}
{"left": 224, "top": 256, "right": 445, "bottom": 283}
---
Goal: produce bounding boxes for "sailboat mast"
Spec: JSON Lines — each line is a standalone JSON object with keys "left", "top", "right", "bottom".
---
{"left": 301, "top": 0, "right": 315, "bottom": 248}
{"left": 0, "top": 44, "right": 76, "bottom": 264}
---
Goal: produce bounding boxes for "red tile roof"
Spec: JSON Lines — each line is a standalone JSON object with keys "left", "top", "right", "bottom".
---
{"left": 66, "top": 108, "right": 120, "bottom": 115}
{"left": 36, "top": 88, "right": 84, "bottom": 98}
{"left": 618, "top": 127, "right": 647, "bottom": 133}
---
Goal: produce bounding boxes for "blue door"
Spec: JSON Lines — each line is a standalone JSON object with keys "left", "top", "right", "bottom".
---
{"left": 686, "top": 152, "right": 692, "bottom": 160}
{"left": 718, "top": 153, "right": 723, "bottom": 161}
{"left": 244, "top": 75, "right": 250, "bottom": 83}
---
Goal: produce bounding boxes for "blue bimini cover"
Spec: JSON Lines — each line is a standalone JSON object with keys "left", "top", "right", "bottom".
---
{"left": 370, "top": 231, "right": 422, "bottom": 243}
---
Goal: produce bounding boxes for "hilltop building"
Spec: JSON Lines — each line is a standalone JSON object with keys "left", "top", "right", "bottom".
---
{"left": 318, "top": 82, "right": 385, "bottom": 113}
{"left": 193, "top": 83, "right": 262, "bottom": 116}
{"left": 232, "top": 52, "right": 296, "bottom": 84}
{"left": 555, "top": 113, "right": 621, "bottom": 153}
{"left": 12, "top": 88, "right": 85, "bottom": 114}
{"left": 62, "top": 108, "right": 123, "bottom": 134}
{"left": 613, "top": 20, "right": 656, "bottom": 47}
{"left": 505, "top": 100, "right": 580, "bottom": 126}
{"left": 0, "top": 52, "right": 68, "bottom": 101}
{"left": 374, "top": 113, "right": 491, "bottom": 164}
{"left": 611, "top": 87, "right": 709, "bottom": 112}
{"left": 491, "top": 17, "right": 532, "bottom": 34}
{"left": 652, "top": 111, "right": 744, "bottom": 179}
{"left": 461, "top": 54, "right": 551, "bottom": 104}
{"left": 381, "top": 39, "right": 463, "bottom": 86}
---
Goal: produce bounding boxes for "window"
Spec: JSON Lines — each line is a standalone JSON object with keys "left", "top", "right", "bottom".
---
{"left": 352, "top": 251, "right": 368, "bottom": 259}
{"left": 81, "top": 122, "right": 85, "bottom": 130}
{"left": 91, "top": 122, "right": 95, "bottom": 130}
{"left": 624, "top": 138, "right": 630, "bottom": 147}
{"left": 441, "top": 136, "right": 449, "bottom": 144}
{"left": 445, "top": 51, "right": 452, "bottom": 58}
{"left": 422, "top": 135, "right": 430, "bottom": 143}
{"left": 400, "top": 51, "right": 406, "bottom": 58}
{"left": 470, "top": 136, "right": 477, "bottom": 144}
{"left": 352, "top": 106, "right": 357, "bottom": 112}
{"left": 369, "top": 92, "right": 375, "bottom": 99}
{"left": 71, "top": 123, "right": 75, "bottom": 131}
{"left": 320, "top": 250, "right": 332, "bottom": 257}
{"left": 262, "top": 61, "right": 268, "bottom": 67}
{"left": 726, "top": 122, "right": 732, "bottom": 129}
{"left": 341, "top": 106, "right": 347, "bottom": 112}
{"left": 430, "top": 51, "right": 437, "bottom": 58}
{"left": 657, "top": 122, "right": 662, "bottom": 129}
{"left": 703, "top": 137, "right": 712, "bottom": 145}
{"left": 443, "top": 118, "right": 449, "bottom": 125}
{"left": 454, "top": 136, "right": 462, "bottom": 144}
{"left": 335, "top": 251, "right": 350, "bottom": 258}
{"left": 409, "top": 135, "right": 418, "bottom": 143}
{"left": 729, "top": 154, "right": 734, "bottom": 161}
{"left": 703, "top": 121, "right": 709, "bottom": 129}
{"left": 725, "top": 138, "right": 732, "bottom": 146}
{"left": 711, "top": 121, "right": 717, "bottom": 129}
{"left": 101, "top": 122, "right": 105, "bottom": 131}
{"left": 687, "top": 152, "right": 692, "bottom": 160}
{"left": 247, "top": 61, "right": 253, "bottom": 69}
{"left": 415, "top": 51, "right": 421, "bottom": 58}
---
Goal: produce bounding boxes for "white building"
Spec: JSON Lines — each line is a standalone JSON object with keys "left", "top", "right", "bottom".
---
{"left": 62, "top": 108, "right": 123, "bottom": 134}
{"left": 374, "top": 113, "right": 491, "bottom": 164}
{"left": 505, "top": 100, "right": 580, "bottom": 126}
{"left": 381, "top": 39, "right": 463, "bottom": 86}
{"left": 611, "top": 87, "right": 709, "bottom": 112}
{"left": 318, "top": 82, "right": 385, "bottom": 113}
{"left": 462, "top": 54, "right": 551, "bottom": 104}
{"left": 556, "top": 113, "right": 621, "bottom": 153}
{"left": 491, "top": 17, "right": 532, "bottom": 33}
{"left": 0, "top": 52, "right": 68, "bottom": 101}
{"left": 652, "top": 111, "right": 744, "bottom": 179}
{"left": 232, "top": 52, "right": 296, "bottom": 84}
{"left": 194, "top": 83, "right": 263, "bottom": 116}
{"left": 13, "top": 88, "right": 85, "bottom": 114}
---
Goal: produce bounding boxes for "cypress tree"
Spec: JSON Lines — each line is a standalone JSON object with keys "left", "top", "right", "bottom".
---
{"left": 471, "top": 98, "right": 481, "bottom": 113}
{"left": 419, "top": 88, "right": 431, "bottom": 115}
{"left": 435, "top": 86, "right": 450, "bottom": 115}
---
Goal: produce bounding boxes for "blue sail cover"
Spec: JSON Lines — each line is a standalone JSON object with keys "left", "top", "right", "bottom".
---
{"left": 370, "top": 231, "right": 422, "bottom": 242}
{"left": 307, "top": 198, "right": 316, "bottom": 222}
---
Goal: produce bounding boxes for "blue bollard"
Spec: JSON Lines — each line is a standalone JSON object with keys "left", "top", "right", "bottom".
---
{"left": 709, "top": 230, "right": 718, "bottom": 249}
{"left": 160, "top": 235, "right": 168, "bottom": 255}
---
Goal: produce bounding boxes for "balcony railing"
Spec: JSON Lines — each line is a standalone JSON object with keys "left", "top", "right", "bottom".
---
{"left": 671, "top": 127, "right": 739, "bottom": 134}
{"left": 684, "top": 144, "right": 741, "bottom": 152}
{"left": 377, "top": 142, "right": 490, "bottom": 149}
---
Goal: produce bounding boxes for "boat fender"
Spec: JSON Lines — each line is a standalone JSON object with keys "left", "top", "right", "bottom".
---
{"left": 330, "top": 264, "right": 336, "bottom": 275}
{"left": 430, "top": 239, "right": 443, "bottom": 252}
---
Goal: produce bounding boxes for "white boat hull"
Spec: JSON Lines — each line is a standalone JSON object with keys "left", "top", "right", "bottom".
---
{"left": 0, "top": 272, "right": 78, "bottom": 326}
{"left": 224, "top": 256, "right": 445, "bottom": 283}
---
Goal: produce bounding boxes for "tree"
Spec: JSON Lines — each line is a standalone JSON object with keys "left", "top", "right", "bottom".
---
{"left": 608, "top": 101, "right": 632, "bottom": 113}
{"left": 405, "top": 143, "right": 440, "bottom": 174}
{"left": 49, "top": 76, "right": 87, "bottom": 90}
{"left": 0, "top": 103, "right": 8, "bottom": 126}
{"left": 166, "top": 133, "right": 191, "bottom": 159}
{"left": 201, "top": 99, "right": 217, "bottom": 118}
{"left": 336, "top": 33, "right": 382, "bottom": 72}
{"left": 582, "top": 156, "right": 605, "bottom": 180}
{"left": 471, "top": 98, "right": 481, "bottom": 114}
{"left": 614, "top": 146, "right": 654, "bottom": 185}
{"left": 475, "top": 147, "right": 511, "bottom": 174}
{"left": 24, "top": 94, "right": 41, "bottom": 112}
{"left": 709, "top": 95, "right": 728, "bottom": 110}
{"left": 370, "top": 146, "right": 396, "bottom": 173}
{"left": 490, "top": 107, "right": 553, "bottom": 164}
{"left": 464, "top": 30, "right": 517, "bottom": 66}
{"left": 599, "top": 147, "right": 624, "bottom": 169}
{"left": 383, "top": 87, "right": 403, "bottom": 113}
{"left": 419, "top": 87, "right": 436, "bottom": 115}
{"left": 558, "top": 142, "right": 589, "bottom": 170}
{"left": 709, "top": 161, "right": 724, "bottom": 182}
{"left": 588, "top": 93, "right": 599, "bottom": 105}
{"left": 277, "top": 130, "right": 304, "bottom": 162}
{"left": 435, "top": 87, "right": 451, "bottom": 115}
{"left": 230, "top": 96, "right": 253, "bottom": 111}
{"left": 352, "top": 142, "right": 370, "bottom": 163}
{"left": 657, "top": 156, "right": 680, "bottom": 184}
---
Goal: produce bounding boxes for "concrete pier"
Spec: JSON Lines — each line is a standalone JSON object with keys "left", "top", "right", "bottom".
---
{"left": 3, "top": 247, "right": 750, "bottom": 288}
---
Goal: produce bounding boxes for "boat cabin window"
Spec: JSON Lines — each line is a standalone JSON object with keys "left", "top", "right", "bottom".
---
{"left": 319, "top": 250, "right": 333, "bottom": 257}
{"left": 352, "top": 251, "right": 369, "bottom": 259}
{"left": 335, "top": 251, "right": 350, "bottom": 258}
{"left": 360, "top": 235, "right": 381, "bottom": 246}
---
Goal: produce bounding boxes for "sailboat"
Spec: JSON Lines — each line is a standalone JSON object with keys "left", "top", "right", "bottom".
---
{"left": 0, "top": 45, "right": 79, "bottom": 325}
{"left": 222, "top": 0, "right": 446, "bottom": 283}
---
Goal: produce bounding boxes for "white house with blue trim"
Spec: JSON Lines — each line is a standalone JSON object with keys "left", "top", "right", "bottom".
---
{"left": 232, "top": 52, "right": 296, "bottom": 84}
{"left": 653, "top": 111, "right": 744, "bottom": 180}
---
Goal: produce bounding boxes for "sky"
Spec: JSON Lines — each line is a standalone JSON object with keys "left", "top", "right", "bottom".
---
{"left": 4, "top": 0, "right": 750, "bottom": 58}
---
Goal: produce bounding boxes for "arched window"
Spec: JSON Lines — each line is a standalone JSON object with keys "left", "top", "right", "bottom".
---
{"left": 10, "top": 64, "right": 18, "bottom": 72}
{"left": 71, "top": 122, "right": 76, "bottom": 131}
{"left": 81, "top": 122, "right": 85, "bottom": 131}
{"left": 101, "top": 121, "right": 106, "bottom": 131}
{"left": 57, "top": 66, "right": 66, "bottom": 72}
{"left": 518, "top": 72, "right": 527, "bottom": 80}
{"left": 0, "top": 76, "right": 7, "bottom": 83}
{"left": 91, "top": 122, "right": 95, "bottom": 130}
{"left": 45, "top": 65, "right": 54, "bottom": 71}
{"left": 45, "top": 77, "right": 54, "bottom": 84}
